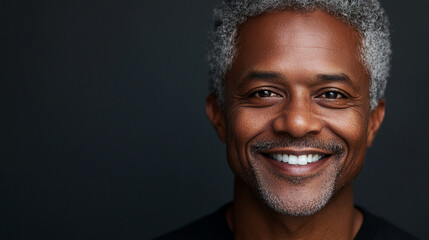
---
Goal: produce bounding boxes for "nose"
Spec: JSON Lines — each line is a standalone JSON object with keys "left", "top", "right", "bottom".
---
{"left": 271, "top": 97, "right": 323, "bottom": 138}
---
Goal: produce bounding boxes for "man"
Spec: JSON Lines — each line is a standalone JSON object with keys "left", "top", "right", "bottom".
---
{"left": 156, "top": 0, "right": 417, "bottom": 239}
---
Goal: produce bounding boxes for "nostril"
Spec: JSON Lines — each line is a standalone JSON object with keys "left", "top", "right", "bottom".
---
{"left": 271, "top": 110, "right": 322, "bottom": 137}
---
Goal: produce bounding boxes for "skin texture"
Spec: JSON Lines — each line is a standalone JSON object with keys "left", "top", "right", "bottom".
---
{"left": 206, "top": 10, "right": 385, "bottom": 240}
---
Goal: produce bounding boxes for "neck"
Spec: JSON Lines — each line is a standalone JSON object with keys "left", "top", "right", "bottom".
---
{"left": 226, "top": 177, "right": 363, "bottom": 240}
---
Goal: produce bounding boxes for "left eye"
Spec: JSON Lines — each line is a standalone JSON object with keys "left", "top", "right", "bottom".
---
{"left": 320, "top": 91, "right": 344, "bottom": 99}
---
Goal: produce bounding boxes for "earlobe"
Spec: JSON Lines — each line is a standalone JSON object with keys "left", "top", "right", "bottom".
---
{"left": 366, "top": 100, "right": 386, "bottom": 147}
{"left": 206, "top": 94, "right": 227, "bottom": 142}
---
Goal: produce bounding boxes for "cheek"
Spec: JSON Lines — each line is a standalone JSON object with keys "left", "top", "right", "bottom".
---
{"left": 226, "top": 108, "right": 273, "bottom": 172}
{"left": 324, "top": 109, "right": 369, "bottom": 183}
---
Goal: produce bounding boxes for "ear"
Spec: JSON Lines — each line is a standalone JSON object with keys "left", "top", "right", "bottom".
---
{"left": 206, "top": 94, "right": 227, "bottom": 142}
{"left": 366, "top": 100, "right": 386, "bottom": 147}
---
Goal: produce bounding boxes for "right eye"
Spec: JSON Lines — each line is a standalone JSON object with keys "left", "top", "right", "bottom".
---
{"left": 251, "top": 90, "right": 280, "bottom": 98}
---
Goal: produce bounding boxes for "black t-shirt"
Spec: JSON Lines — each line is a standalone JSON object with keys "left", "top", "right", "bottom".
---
{"left": 154, "top": 204, "right": 418, "bottom": 240}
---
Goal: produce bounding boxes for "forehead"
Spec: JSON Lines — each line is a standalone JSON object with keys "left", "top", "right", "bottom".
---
{"left": 227, "top": 10, "right": 368, "bottom": 89}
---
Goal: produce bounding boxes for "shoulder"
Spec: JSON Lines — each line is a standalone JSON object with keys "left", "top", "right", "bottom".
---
{"left": 153, "top": 204, "right": 233, "bottom": 240}
{"left": 355, "top": 206, "right": 419, "bottom": 240}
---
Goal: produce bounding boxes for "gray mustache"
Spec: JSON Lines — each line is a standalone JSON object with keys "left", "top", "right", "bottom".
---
{"left": 250, "top": 137, "right": 345, "bottom": 156}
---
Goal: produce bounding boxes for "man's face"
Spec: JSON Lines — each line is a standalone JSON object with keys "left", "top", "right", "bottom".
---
{"left": 207, "top": 10, "right": 385, "bottom": 216}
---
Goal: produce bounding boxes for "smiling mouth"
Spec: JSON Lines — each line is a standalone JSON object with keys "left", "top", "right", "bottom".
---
{"left": 268, "top": 153, "right": 327, "bottom": 166}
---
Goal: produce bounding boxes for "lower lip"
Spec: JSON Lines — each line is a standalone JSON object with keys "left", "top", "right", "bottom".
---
{"left": 263, "top": 155, "right": 330, "bottom": 176}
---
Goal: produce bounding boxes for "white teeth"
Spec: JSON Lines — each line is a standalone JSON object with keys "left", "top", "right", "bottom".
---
{"left": 297, "top": 155, "right": 308, "bottom": 165}
{"left": 283, "top": 154, "right": 289, "bottom": 163}
{"left": 313, "top": 154, "right": 320, "bottom": 162}
{"left": 270, "top": 153, "right": 324, "bottom": 165}
{"left": 307, "top": 154, "right": 313, "bottom": 163}
{"left": 288, "top": 155, "right": 298, "bottom": 164}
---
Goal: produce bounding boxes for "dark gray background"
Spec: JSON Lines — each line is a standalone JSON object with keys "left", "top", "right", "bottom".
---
{"left": 1, "top": 0, "right": 428, "bottom": 239}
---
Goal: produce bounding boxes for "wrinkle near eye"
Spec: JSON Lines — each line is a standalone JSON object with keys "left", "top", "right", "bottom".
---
{"left": 316, "top": 94, "right": 363, "bottom": 109}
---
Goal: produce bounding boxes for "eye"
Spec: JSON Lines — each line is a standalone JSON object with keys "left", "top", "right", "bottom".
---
{"left": 320, "top": 91, "right": 345, "bottom": 99}
{"left": 251, "top": 90, "right": 280, "bottom": 98}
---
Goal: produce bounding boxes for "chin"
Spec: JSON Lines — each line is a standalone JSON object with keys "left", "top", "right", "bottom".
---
{"left": 245, "top": 155, "right": 342, "bottom": 216}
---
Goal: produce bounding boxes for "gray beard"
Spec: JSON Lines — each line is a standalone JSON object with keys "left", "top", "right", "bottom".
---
{"left": 250, "top": 160, "right": 340, "bottom": 216}
{"left": 245, "top": 137, "right": 344, "bottom": 216}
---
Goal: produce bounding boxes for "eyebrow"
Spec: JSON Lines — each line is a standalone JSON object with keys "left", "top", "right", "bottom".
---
{"left": 236, "top": 71, "right": 284, "bottom": 91}
{"left": 316, "top": 73, "right": 352, "bottom": 84}
{"left": 237, "top": 71, "right": 355, "bottom": 90}
{"left": 246, "top": 71, "right": 283, "bottom": 81}
{"left": 243, "top": 71, "right": 351, "bottom": 83}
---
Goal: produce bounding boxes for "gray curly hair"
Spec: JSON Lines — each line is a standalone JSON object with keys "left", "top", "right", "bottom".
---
{"left": 207, "top": 0, "right": 391, "bottom": 109}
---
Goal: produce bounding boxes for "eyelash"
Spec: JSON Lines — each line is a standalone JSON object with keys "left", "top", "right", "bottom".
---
{"left": 319, "top": 90, "right": 346, "bottom": 99}
{"left": 249, "top": 89, "right": 281, "bottom": 98}
{"left": 246, "top": 88, "right": 349, "bottom": 105}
